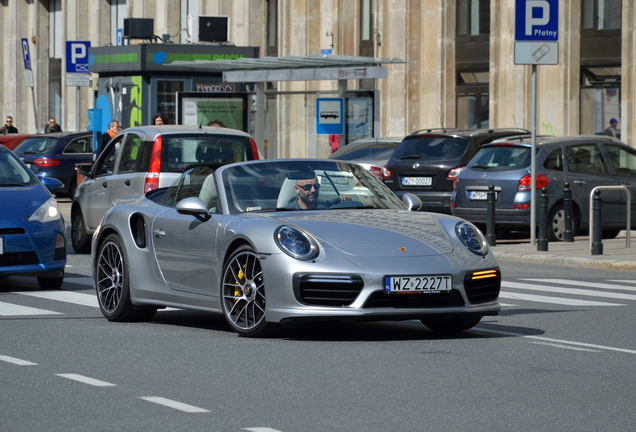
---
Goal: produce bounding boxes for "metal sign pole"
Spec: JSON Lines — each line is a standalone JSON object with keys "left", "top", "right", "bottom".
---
{"left": 31, "top": 87, "right": 38, "bottom": 132}
{"left": 530, "top": 64, "right": 537, "bottom": 245}
{"left": 77, "top": 87, "right": 81, "bottom": 132}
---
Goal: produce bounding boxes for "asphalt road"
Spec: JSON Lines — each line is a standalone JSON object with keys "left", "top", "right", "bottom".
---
{"left": 1, "top": 199, "right": 635, "bottom": 431}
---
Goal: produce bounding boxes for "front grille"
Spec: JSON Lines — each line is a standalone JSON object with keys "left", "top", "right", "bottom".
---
{"left": 363, "top": 290, "right": 465, "bottom": 308}
{"left": 464, "top": 269, "right": 501, "bottom": 304}
{"left": 0, "top": 228, "right": 26, "bottom": 235}
{"left": 296, "top": 275, "right": 364, "bottom": 307}
{"left": 0, "top": 252, "right": 39, "bottom": 267}
{"left": 53, "top": 247, "right": 66, "bottom": 261}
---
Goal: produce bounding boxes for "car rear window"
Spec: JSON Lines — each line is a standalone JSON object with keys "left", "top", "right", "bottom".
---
{"left": 331, "top": 141, "right": 398, "bottom": 161}
{"left": 159, "top": 134, "right": 254, "bottom": 173}
{"left": 467, "top": 146, "right": 531, "bottom": 172}
{"left": 392, "top": 136, "right": 468, "bottom": 161}
{"left": 13, "top": 137, "right": 59, "bottom": 155}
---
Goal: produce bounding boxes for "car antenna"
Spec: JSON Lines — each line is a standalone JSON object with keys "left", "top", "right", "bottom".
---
{"left": 437, "top": 106, "right": 445, "bottom": 132}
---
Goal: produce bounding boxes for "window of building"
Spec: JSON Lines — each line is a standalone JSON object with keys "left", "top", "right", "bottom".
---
{"left": 49, "top": 0, "right": 62, "bottom": 59}
{"left": 267, "top": 0, "right": 278, "bottom": 56}
{"left": 580, "top": 67, "right": 621, "bottom": 137}
{"left": 456, "top": 72, "right": 489, "bottom": 129}
{"left": 457, "top": 0, "right": 490, "bottom": 35}
{"left": 359, "top": 0, "right": 375, "bottom": 57}
{"left": 157, "top": 81, "right": 185, "bottom": 125}
{"left": 48, "top": 0, "right": 63, "bottom": 128}
{"left": 181, "top": 0, "right": 200, "bottom": 43}
{"left": 582, "top": 0, "right": 622, "bottom": 30}
{"left": 110, "top": 0, "right": 127, "bottom": 46}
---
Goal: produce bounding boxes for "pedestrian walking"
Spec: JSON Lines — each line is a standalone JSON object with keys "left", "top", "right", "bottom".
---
{"left": 603, "top": 118, "right": 619, "bottom": 137}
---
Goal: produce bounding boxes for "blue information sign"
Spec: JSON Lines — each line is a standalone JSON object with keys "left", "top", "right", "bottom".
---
{"left": 316, "top": 98, "right": 344, "bottom": 135}
{"left": 66, "top": 41, "right": 91, "bottom": 73}
{"left": 515, "top": 0, "right": 558, "bottom": 41}
{"left": 21, "top": 38, "right": 31, "bottom": 70}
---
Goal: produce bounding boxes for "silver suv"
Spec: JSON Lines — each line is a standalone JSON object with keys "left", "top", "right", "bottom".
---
{"left": 71, "top": 125, "right": 259, "bottom": 253}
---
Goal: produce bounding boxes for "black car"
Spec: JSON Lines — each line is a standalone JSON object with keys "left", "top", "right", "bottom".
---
{"left": 382, "top": 128, "right": 529, "bottom": 213}
{"left": 328, "top": 137, "right": 402, "bottom": 179}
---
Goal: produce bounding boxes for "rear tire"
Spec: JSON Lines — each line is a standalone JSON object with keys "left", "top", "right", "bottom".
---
{"left": 37, "top": 273, "right": 64, "bottom": 289}
{"left": 420, "top": 315, "right": 483, "bottom": 332}
{"left": 602, "top": 230, "right": 621, "bottom": 239}
{"left": 71, "top": 208, "right": 91, "bottom": 254}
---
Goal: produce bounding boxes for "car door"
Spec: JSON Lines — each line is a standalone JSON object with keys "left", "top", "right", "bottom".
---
{"left": 108, "top": 132, "right": 147, "bottom": 203}
{"left": 151, "top": 167, "right": 222, "bottom": 297}
{"left": 62, "top": 135, "right": 93, "bottom": 182}
{"left": 81, "top": 136, "right": 123, "bottom": 230}
{"left": 601, "top": 143, "right": 636, "bottom": 227}
{"left": 564, "top": 142, "right": 620, "bottom": 229}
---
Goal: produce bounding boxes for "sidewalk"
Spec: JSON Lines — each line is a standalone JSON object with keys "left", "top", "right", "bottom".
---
{"left": 491, "top": 231, "right": 636, "bottom": 272}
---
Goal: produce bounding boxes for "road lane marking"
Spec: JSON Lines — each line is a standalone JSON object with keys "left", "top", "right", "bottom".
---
{"left": 477, "top": 328, "right": 636, "bottom": 355}
{"left": 608, "top": 279, "right": 636, "bottom": 285}
{"left": 521, "top": 278, "right": 636, "bottom": 293}
{"left": 499, "top": 292, "right": 623, "bottom": 306}
{"left": 64, "top": 277, "right": 94, "bottom": 287}
{"left": 15, "top": 291, "right": 98, "bottom": 308}
{"left": 245, "top": 428, "right": 285, "bottom": 432}
{"left": 55, "top": 373, "right": 116, "bottom": 387}
{"left": 0, "top": 301, "right": 63, "bottom": 316}
{"left": 528, "top": 341, "right": 601, "bottom": 352}
{"left": 138, "top": 396, "right": 209, "bottom": 413}
{"left": 503, "top": 281, "right": 636, "bottom": 301}
{"left": 0, "top": 355, "right": 38, "bottom": 366}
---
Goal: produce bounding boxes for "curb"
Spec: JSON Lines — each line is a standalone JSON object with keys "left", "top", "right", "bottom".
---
{"left": 493, "top": 251, "right": 636, "bottom": 272}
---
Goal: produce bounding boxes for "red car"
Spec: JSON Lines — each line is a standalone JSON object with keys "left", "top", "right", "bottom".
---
{"left": 0, "top": 134, "right": 35, "bottom": 151}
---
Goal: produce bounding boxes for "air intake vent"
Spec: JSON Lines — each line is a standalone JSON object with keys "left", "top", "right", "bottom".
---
{"left": 364, "top": 290, "right": 465, "bottom": 308}
{"left": 295, "top": 275, "right": 364, "bottom": 307}
{"left": 0, "top": 252, "right": 39, "bottom": 267}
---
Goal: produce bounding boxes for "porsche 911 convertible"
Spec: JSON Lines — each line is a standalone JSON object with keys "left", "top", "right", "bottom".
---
{"left": 91, "top": 159, "right": 501, "bottom": 337}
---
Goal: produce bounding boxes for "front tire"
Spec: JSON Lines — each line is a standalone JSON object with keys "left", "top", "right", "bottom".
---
{"left": 71, "top": 208, "right": 91, "bottom": 254}
{"left": 38, "top": 273, "right": 64, "bottom": 289}
{"left": 96, "top": 234, "right": 156, "bottom": 322}
{"left": 221, "top": 245, "right": 278, "bottom": 337}
{"left": 421, "top": 315, "right": 483, "bottom": 332}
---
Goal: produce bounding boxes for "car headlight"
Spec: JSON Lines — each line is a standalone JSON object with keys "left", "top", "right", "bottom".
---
{"left": 455, "top": 221, "right": 489, "bottom": 256}
{"left": 274, "top": 225, "right": 319, "bottom": 260}
{"left": 28, "top": 197, "right": 62, "bottom": 223}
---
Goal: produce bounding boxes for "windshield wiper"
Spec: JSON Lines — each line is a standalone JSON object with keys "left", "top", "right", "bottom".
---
{"left": 399, "top": 154, "right": 422, "bottom": 160}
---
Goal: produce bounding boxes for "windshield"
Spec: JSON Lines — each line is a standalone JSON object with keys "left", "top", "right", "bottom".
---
{"left": 0, "top": 150, "right": 38, "bottom": 187}
{"left": 467, "top": 145, "right": 532, "bottom": 172}
{"left": 14, "top": 137, "right": 59, "bottom": 155}
{"left": 330, "top": 141, "right": 398, "bottom": 161}
{"left": 392, "top": 137, "right": 469, "bottom": 161}
{"left": 160, "top": 133, "right": 254, "bottom": 173}
{"left": 221, "top": 160, "right": 405, "bottom": 214}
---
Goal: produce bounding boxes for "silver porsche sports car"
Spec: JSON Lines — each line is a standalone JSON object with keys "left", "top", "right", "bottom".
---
{"left": 91, "top": 159, "right": 501, "bottom": 337}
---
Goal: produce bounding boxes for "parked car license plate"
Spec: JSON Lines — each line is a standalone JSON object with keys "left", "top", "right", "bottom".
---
{"left": 384, "top": 275, "right": 452, "bottom": 293}
{"left": 402, "top": 177, "right": 432, "bottom": 186}
{"left": 469, "top": 191, "right": 497, "bottom": 200}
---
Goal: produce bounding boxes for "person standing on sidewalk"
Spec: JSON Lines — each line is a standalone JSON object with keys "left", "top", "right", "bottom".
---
{"left": 44, "top": 117, "right": 62, "bottom": 133}
{"left": 603, "top": 118, "right": 619, "bottom": 137}
{"left": 95, "top": 120, "right": 121, "bottom": 160}
{"left": 0, "top": 116, "right": 18, "bottom": 134}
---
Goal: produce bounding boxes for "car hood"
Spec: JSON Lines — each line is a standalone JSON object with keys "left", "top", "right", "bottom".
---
{"left": 261, "top": 209, "right": 454, "bottom": 257}
{"left": 0, "top": 186, "right": 51, "bottom": 219}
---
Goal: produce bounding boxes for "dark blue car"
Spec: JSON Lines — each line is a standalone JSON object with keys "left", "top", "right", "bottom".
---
{"left": 0, "top": 145, "right": 67, "bottom": 289}
{"left": 13, "top": 132, "right": 93, "bottom": 198}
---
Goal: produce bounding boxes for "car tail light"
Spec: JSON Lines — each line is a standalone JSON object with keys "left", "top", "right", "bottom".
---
{"left": 514, "top": 204, "right": 530, "bottom": 210}
{"left": 517, "top": 173, "right": 549, "bottom": 191}
{"left": 367, "top": 166, "right": 382, "bottom": 179}
{"left": 453, "top": 178, "right": 458, "bottom": 190}
{"left": 250, "top": 137, "right": 260, "bottom": 160}
{"left": 381, "top": 166, "right": 391, "bottom": 179}
{"left": 144, "top": 135, "right": 162, "bottom": 193}
{"left": 447, "top": 165, "right": 465, "bottom": 180}
{"left": 33, "top": 158, "right": 60, "bottom": 167}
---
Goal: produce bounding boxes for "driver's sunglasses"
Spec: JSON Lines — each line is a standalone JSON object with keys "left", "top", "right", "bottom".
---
{"left": 297, "top": 183, "right": 321, "bottom": 191}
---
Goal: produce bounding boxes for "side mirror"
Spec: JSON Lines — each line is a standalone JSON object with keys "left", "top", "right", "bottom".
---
{"left": 78, "top": 164, "right": 93, "bottom": 178}
{"left": 40, "top": 177, "right": 65, "bottom": 193}
{"left": 402, "top": 193, "right": 422, "bottom": 211}
{"left": 176, "top": 197, "right": 210, "bottom": 217}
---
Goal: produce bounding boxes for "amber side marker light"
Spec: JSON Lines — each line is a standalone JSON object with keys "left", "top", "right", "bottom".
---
{"left": 471, "top": 270, "right": 498, "bottom": 280}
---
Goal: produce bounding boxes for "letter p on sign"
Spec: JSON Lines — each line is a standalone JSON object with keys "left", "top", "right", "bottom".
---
{"left": 526, "top": 1, "right": 550, "bottom": 35}
{"left": 71, "top": 44, "right": 86, "bottom": 64}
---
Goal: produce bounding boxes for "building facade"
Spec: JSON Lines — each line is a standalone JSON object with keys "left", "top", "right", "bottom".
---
{"left": 1, "top": 0, "right": 634, "bottom": 158}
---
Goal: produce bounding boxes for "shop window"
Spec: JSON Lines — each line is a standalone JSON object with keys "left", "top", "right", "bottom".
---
{"left": 580, "top": 68, "right": 621, "bottom": 137}
{"left": 456, "top": 72, "right": 489, "bottom": 130}
{"left": 157, "top": 81, "right": 185, "bottom": 125}
{"left": 582, "top": 0, "right": 622, "bottom": 30}
{"left": 457, "top": 0, "right": 490, "bottom": 36}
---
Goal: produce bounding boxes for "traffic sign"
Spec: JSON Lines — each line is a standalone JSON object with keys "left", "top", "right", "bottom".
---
{"left": 116, "top": 29, "right": 123, "bottom": 46}
{"left": 515, "top": 0, "right": 558, "bottom": 41}
{"left": 21, "top": 38, "right": 31, "bottom": 70}
{"left": 316, "top": 98, "right": 344, "bottom": 135}
{"left": 24, "top": 70, "right": 34, "bottom": 87}
{"left": 66, "top": 41, "right": 91, "bottom": 73}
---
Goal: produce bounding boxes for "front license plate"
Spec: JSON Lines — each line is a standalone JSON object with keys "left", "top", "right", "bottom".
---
{"left": 384, "top": 275, "right": 452, "bottom": 293}
{"left": 469, "top": 191, "right": 498, "bottom": 200}
{"left": 402, "top": 177, "right": 432, "bottom": 186}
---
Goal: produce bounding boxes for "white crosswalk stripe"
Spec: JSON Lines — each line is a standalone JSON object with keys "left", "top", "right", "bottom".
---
{"left": 499, "top": 292, "right": 623, "bottom": 306}
{"left": 521, "top": 278, "right": 636, "bottom": 293}
{"left": 503, "top": 281, "right": 636, "bottom": 302}
{"left": 0, "top": 301, "right": 62, "bottom": 316}
{"left": 15, "top": 291, "right": 98, "bottom": 308}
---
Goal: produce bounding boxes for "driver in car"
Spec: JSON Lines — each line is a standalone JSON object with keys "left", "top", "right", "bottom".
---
{"left": 291, "top": 174, "right": 351, "bottom": 210}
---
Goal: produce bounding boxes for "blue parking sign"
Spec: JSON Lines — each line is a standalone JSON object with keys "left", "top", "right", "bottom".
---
{"left": 21, "top": 38, "right": 31, "bottom": 70}
{"left": 66, "top": 41, "right": 91, "bottom": 73}
{"left": 515, "top": 0, "right": 558, "bottom": 41}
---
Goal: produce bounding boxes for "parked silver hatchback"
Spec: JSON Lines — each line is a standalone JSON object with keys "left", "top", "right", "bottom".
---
{"left": 71, "top": 125, "right": 259, "bottom": 253}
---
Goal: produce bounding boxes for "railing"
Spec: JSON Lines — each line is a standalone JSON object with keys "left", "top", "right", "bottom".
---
{"left": 588, "top": 185, "right": 631, "bottom": 249}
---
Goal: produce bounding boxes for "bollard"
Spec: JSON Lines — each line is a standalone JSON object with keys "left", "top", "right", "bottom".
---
{"left": 563, "top": 182, "right": 574, "bottom": 242}
{"left": 486, "top": 185, "right": 496, "bottom": 246}
{"left": 591, "top": 189, "right": 603, "bottom": 255}
{"left": 537, "top": 187, "right": 549, "bottom": 251}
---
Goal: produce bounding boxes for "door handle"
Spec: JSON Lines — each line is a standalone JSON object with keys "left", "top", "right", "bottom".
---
{"left": 124, "top": 179, "right": 131, "bottom": 186}
{"left": 102, "top": 182, "right": 108, "bottom": 188}
{"left": 153, "top": 229, "right": 166, "bottom": 239}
